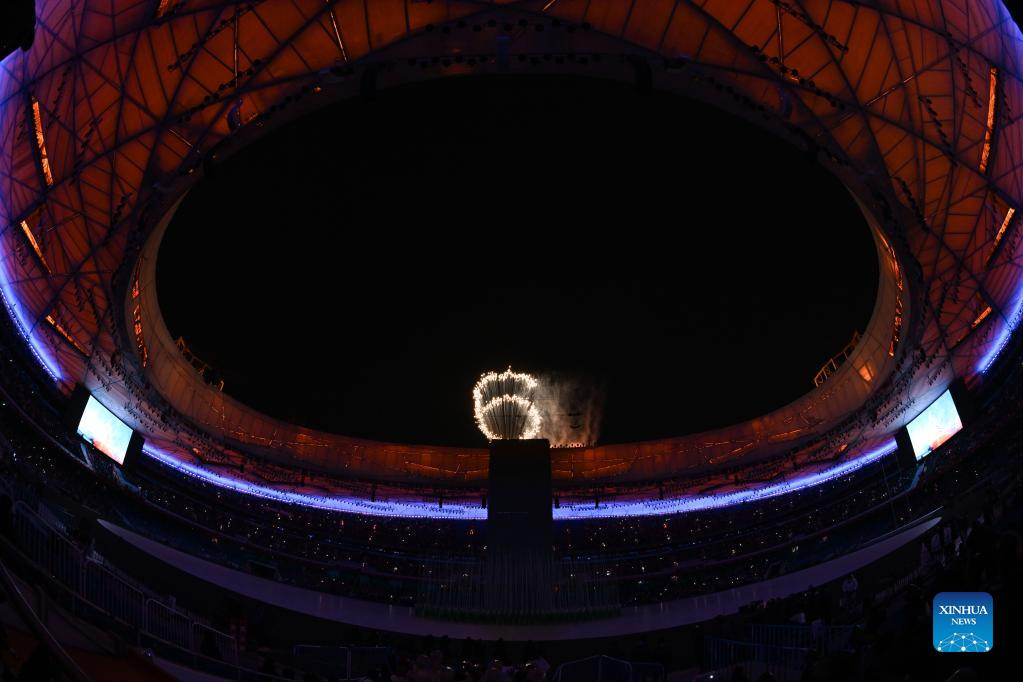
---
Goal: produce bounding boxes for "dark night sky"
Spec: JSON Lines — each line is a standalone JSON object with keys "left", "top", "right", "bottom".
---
{"left": 157, "top": 74, "right": 878, "bottom": 447}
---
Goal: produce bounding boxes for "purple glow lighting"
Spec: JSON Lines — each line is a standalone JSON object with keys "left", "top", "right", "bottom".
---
{"left": 0, "top": 57, "right": 63, "bottom": 384}
{"left": 0, "top": 248, "right": 63, "bottom": 382}
{"left": 552, "top": 440, "right": 898, "bottom": 519}
{"left": 976, "top": 279, "right": 1023, "bottom": 374}
{"left": 142, "top": 445, "right": 488, "bottom": 520}
{"left": 143, "top": 440, "right": 897, "bottom": 521}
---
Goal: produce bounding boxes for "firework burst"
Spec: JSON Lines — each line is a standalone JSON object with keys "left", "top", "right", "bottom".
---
{"left": 472, "top": 368, "right": 541, "bottom": 440}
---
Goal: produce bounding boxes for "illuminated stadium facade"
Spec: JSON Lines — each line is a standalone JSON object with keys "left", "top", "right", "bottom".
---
{"left": 4, "top": 10, "right": 1023, "bottom": 677}
{"left": 2, "top": 0, "right": 1023, "bottom": 527}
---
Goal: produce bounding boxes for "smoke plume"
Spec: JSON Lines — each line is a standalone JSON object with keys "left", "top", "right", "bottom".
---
{"left": 534, "top": 373, "right": 606, "bottom": 448}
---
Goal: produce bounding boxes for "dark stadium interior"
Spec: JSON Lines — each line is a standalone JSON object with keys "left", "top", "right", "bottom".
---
{"left": 3, "top": 2, "right": 1023, "bottom": 682}
{"left": 159, "top": 75, "right": 878, "bottom": 446}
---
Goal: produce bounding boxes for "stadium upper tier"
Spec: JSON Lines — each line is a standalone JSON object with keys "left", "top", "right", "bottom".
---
{"left": 2, "top": 1, "right": 1023, "bottom": 511}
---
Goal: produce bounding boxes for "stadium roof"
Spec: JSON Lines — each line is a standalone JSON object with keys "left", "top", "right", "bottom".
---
{"left": 2, "top": 0, "right": 1023, "bottom": 499}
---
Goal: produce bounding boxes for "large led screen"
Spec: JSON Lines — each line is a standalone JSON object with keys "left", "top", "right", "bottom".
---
{"left": 77, "top": 395, "right": 133, "bottom": 465}
{"left": 906, "top": 389, "right": 963, "bottom": 460}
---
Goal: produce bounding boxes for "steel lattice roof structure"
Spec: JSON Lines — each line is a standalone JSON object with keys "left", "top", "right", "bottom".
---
{"left": 2, "top": 0, "right": 1023, "bottom": 518}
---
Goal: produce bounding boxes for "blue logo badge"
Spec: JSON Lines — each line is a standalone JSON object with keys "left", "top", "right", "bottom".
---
{"left": 933, "top": 592, "right": 993, "bottom": 652}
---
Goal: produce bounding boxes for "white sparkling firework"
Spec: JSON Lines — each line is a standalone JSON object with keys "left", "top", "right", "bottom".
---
{"left": 472, "top": 368, "right": 541, "bottom": 440}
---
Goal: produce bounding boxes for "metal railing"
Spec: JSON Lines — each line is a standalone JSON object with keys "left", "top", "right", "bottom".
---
{"left": 750, "top": 623, "right": 861, "bottom": 653}
{"left": 195, "top": 621, "right": 241, "bottom": 665}
{"left": 703, "top": 637, "right": 809, "bottom": 682}
{"left": 13, "top": 501, "right": 83, "bottom": 593}
{"left": 630, "top": 662, "right": 667, "bottom": 682}
{"left": 6, "top": 498, "right": 245, "bottom": 674}
{"left": 872, "top": 564, "right": 928, "bottom": 605}
{"left": 84, "top": 558, "right": 145, "bottom": 628}
{"left": 553, "top": 655, "right": 665, "bottom": 682}
{"left": 3, "top": 477, "right": 392, "bottom": 681}
{"left": 0, "top": 555, "right": 91, "bottom": 682}
{"left": 144, "top": 598, "right": 194, "bottom": 650}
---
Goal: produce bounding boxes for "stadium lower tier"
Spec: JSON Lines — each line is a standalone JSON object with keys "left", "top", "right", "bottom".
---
{"left": 0, "top": 395, "right": 914, "bottom": 611}
{"left": 2, "top": 410, "right": 1021, "bottom": 680}
{"left": 0, "top": 350, "right": 1019, "bottom": 616}
{"left": 2, "top": 354, "right": 1023, "bottom": 681}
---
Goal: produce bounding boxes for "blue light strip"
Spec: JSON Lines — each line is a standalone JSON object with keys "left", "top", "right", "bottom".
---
{"left": 553, "top": 440, "right": 898, "bottom": 519}
{"left": 976, "top": 279, "right": 1023, "bottom": 374}
{"left": 143, "top": 445, "right": 487, "bottom": 520}
{"left": 0, "top": 55, "right": 63, "bottom": 383}
{"left": 143, "top": 439, "right": 897, "bottom": 521}
{"left": 0, "top": 247, "right": 63, "bottom": 382}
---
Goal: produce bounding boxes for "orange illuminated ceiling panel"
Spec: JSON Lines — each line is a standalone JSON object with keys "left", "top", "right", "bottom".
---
{"left": 970, "top": 305, "right": 993, "bottom": 332}
{"left": 131, "top": 261, "right": 148, "bottom": 369}
{"left": 979, "top": 66, "right": 998, "bottom": 174}
{"left": 17, "top": 207, "right": 50, "bottom": 274}
{"left": 951, "top": 293, "right": 996, "bottom": 349}
{"left": 1, "top": 0, "right": 1022, "bottom": 489}
{"left": 28, "top": 96, "right": 54, "bottom": 187}
{"left": 154, "top": 0, "right": 175, "bottom": 20}
{"left": 44, "top": 314, "right": 89, "bottom": 357}
{"left": 986, "top": 206, "right": 1016, "bottom": 268}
